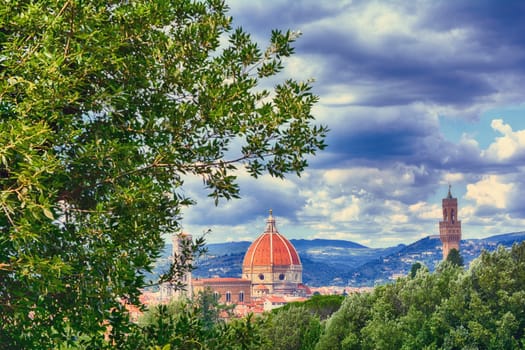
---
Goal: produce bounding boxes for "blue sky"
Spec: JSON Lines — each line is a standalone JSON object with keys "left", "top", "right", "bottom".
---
{"left": 180, "top": 0, "right": 525, "bottom": 248}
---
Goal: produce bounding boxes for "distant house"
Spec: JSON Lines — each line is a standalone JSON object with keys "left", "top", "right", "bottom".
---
{"left": 262, "top": 296, "right": 287, "bottom": 311}
{"left": 192, "top": 277, "right": 252, "bottom": 304}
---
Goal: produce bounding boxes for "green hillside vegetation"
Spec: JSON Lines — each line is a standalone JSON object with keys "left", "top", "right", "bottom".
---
{"left": 137, "top": 292, "right": 339, "bottom": 350}
{"left": 317, "top": 242, "right": 525, "bottom": 349}
{"left": 134, "top": 243, "right": 524, "bottom": 349}
{"left": 275, "top": 294, "right": 345, "bottom": 320}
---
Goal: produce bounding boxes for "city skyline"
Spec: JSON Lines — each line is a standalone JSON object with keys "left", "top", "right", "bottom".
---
{"left": 181, "top": 0, "right": 525, "bottom": 248}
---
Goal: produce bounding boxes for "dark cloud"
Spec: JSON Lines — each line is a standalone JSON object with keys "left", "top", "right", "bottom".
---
{"left": 423, "top": 1, "right": 525, "bottom": 49}
{"left": 328, "top": 124, "right": 423, "bottom": 160}
{"left": 507, "top": 177, "right": 525, "bottom": 218}
{"left": 230, "top": 0, "right": 525, "bottom": 111}
{"left": 474, "top": 205, "right": 504, "bottom": 218}
{"left": 288, "top": 1, "right": 525, "bottom": 110}
{"left": 228, "top": 1, "right": 340, "bottom": 35}
{"left": 323, "top": 111, "right": 522, "bottom": 177}
{"left": 183, "top": 175, "right": 307, "bottom": 226}
{"left": 323, "top": 113, "right": 440, "bottom": 165}
{"left": 303, "top": 34, "right": 498, "bottom": 109}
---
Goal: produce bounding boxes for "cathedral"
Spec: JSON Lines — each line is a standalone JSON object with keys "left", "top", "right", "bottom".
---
{"left": 190, "top": 210, "right": 309, "bottom": 304}
{"left": 242, "top": 210, "right": 304, "bottom": 297}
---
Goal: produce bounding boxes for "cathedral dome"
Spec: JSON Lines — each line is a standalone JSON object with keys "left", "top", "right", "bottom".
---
{"left": 242, "top": 210, "right": 301, "bottom": 268}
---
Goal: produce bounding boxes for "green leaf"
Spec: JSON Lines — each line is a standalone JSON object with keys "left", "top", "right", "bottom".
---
{"left": 43, "top": 208, "right": 54, "bottom": 220}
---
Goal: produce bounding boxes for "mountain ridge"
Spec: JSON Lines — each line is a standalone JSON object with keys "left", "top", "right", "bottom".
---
{"left": 154, "top": 231, "right": 525, "bottom": 287}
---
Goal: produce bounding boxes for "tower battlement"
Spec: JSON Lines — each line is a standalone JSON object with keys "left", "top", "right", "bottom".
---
{"left": 439, "top": 185, "right": 462, "bottom": 260}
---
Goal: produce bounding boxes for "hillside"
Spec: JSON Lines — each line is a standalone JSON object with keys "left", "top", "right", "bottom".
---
{"left": 153, "top": 232, "right": 525, "bottom": 287}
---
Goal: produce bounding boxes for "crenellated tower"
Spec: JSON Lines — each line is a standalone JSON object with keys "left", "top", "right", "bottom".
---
{"left": 439, "top": 185, "right": 462, "bottom": 260}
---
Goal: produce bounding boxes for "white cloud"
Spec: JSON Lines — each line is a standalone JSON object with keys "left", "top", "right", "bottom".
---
{"left": 284, "top": 55, "right": 323, "bottom": 82}
{"left": 409, "top": 202, "right": 441, "bottom": 220}
{"left": 350, "top": 2, "right": 416, "bottom": 41}
{"left": 465, "top": 175, "right": 514, "bottom": 209}
{"left": 321, "top": 84, "right": 358, "bottom": 105}
{"left": 459, "top": 205, "right": 477, "bottom": 224}
{"left": 390, "top": 214, "right": 408, "bottom": 224}
{"left": 322, "top": 166, "right": 417, "bottom": 189}
{"left": 442, "top": 172, "right": 465, "bottom": 184}
{"left": 331, "top": 196, "right": 361, "bottom": 222}
{"left": 482, "top": 119, "right": 525, "bottom": 161}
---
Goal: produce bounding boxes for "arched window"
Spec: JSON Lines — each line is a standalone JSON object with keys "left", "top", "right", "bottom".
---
{"left": 225, "top": 291, "right": 231, "bottom": 303}
{"left": 451, "top": 209, "right": 455, "bottom": 223}
{"left": 443, "top": 209, "right": 447, "bottom": 221}
{"left": 279, "top": 273, "right": 285, "bottom": 281}
{"left": 213, "top": 291, "right": 220, "bottom": 301}
{"left": 239, "top": 291, "right": 244, "bottom": 303}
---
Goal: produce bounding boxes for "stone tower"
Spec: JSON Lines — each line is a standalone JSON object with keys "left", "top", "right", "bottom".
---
{"left": 161, "top": 232, "right": 193, "bottom": 300}
{"left": 172, "top": 232, "right": 193, "bottom": 299}
{"left": 439, "top": 185, "right": 462, "bottom": 260}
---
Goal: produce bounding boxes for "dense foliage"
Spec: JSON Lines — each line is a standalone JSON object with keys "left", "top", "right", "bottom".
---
{"left": 446, "top": 248, "right": 464, "bottom": 267}
{"left": 316, "top": 242, "right": 525, "bottom": 349}
{"left": 259, "top": 305, "right": 321, "bottom": 350}
{"left": 0, "top": 0, "right": 326, "bottom": 347}
{"left": 276, "top": 294, "right": 345, "bottom": 320}
{"left": 135, "top": 290, "right": 265, "bottom": 349}
{"left": 137, "top": 292, "right": 337, "bottom": 350}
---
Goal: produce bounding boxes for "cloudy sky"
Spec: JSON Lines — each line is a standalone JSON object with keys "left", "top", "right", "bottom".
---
{"left": 180, "top": 0, "right": 525, "bottom": 248}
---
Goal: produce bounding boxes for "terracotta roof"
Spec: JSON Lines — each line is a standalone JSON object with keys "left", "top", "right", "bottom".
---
{"left": 193, "top": 277, "right": 250, "bottom": 283}
{"left": 298, "top": 284, "right": 313, "bottom": 295}
{"left": 254, "top": 284, "right": 269, "bottom": 290}
{"left": 242, "top": 210, "right": 301, "bottom": 268}
{"left": 192, "top": 277, "right": 252, "bottom": 287}
{"left": 264, "top": 296, "right": 287, "bottom": 303}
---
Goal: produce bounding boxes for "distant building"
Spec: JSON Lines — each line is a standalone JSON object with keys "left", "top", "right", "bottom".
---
{"left": 160, "top": 232, "right": 193, "bottom": 300}
{"left": 192, "top": 277, "right": 251, "bottom": 304}
{"left": 242, "top": 210, "right": 307, "bottom": 297}
{"left": 262, "top": 296, "right": 287, "bottom": 311}
{"left": 439, "top": 185, "right": 462, "bottom": 260}
{"left": 188, "top": 210, "right": 310, "bottom": 307}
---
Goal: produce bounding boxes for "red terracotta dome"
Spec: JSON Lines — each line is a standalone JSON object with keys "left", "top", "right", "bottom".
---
{"left": 242, "top": 210, "right": 301, "bottom": 268}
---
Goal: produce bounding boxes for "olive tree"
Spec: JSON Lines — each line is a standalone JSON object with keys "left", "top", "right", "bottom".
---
{"left": 0, "top": 0, "right": 327, "bottom": 347}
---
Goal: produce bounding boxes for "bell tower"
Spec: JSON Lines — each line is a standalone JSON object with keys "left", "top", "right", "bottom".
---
{"left": 160, "top": 232, "right": 193, "bottom": 301}
{"left": 439, "top": 185, "right": 462, "bottom": 260}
